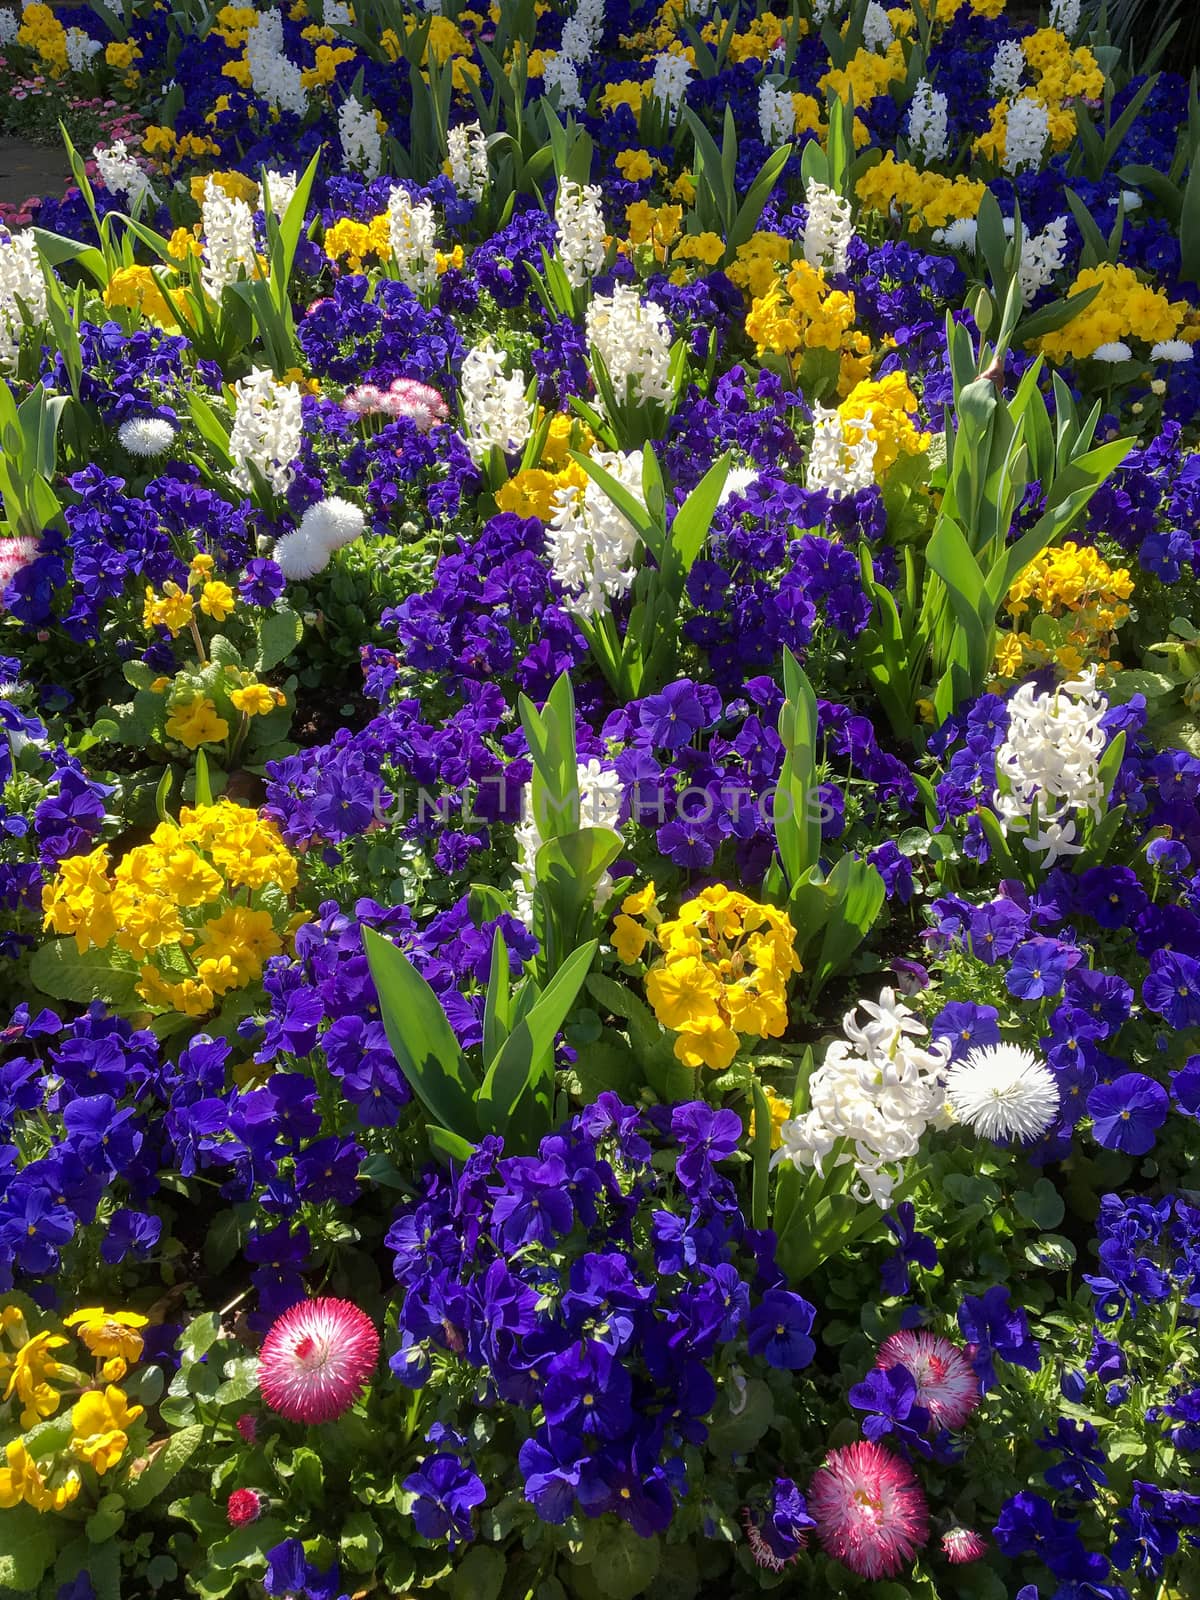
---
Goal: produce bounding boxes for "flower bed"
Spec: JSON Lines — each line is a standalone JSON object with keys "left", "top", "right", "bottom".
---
{"left": 0, "top": 0, "right": 1199, "bottom": 1597}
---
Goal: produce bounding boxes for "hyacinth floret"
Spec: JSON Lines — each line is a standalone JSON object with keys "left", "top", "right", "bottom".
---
{"left": 774, "top": 988, "right": 950, "bottom": 1207}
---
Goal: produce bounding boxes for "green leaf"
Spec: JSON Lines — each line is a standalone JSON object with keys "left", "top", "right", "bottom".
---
{"left": 339, "top": 1511, "right": 383, "bottom": 1573}
{"left": 1014, "top": 1178, "right": 1066, "bottom": 1231}
{"left": 589, "top": 1524, "right": 661, "bottom": 1600}
{"left": 206, "top": 1518, "right": 288, "bottom": 1571}
{"left": 257, "top": 607, "right": 303, "bottom": 672}
{"left": 362, "top": 925, "right": 479, "bottom": 1140}
{"left": 446, "top": 1545, "right": 506, "bottom": 1600}
{"left": 705, "top": 1377, "right": 774, "bottom": 1456}
{"left": 0, "top": 1501, "right": 60, "bottom": 1591}
{"left": 28, "top": 939, "right": 141, "bottom": 1008}
{"left": 477, "top": 939, "right": 597, "bottom": 1148}
{"left": 179, "top": 1311, "right": 222, "bottom": 1368}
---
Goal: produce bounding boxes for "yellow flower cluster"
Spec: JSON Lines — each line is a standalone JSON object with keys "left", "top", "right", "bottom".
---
{"left": 838, "top": 372, "right": 931, "bottom": 476}
{"left": 726, "top": 231, "right": 793, "bottom": 300}
{"left": 300, "top": 42, "right": 356, "bottom": 86}
{"left": 41, "top": 800, "right": 297, "bottom": 1015}
{"left": 16, "top": 3, "right": 68, "bottom": 74}
{"left": 212, "top": 4, "right": 259, "bottom": 46}
{"left": 819, "top": 41, "right": 906, "bottom": 106}
{"left": 324, "top": 215, "right": 392, "bottom": 271}
{"left": 856, "top": 154, "right": 986, "bottom": 232}
{"left": 103, "top": 265, "right": 185, "bottom": 333}
{"left": 600, "top": 78, "right": 650, "bottom": 117}
{"left": 1037, "top": 264, "right": 1190, "bottom": 363}
{"left": 720, "top": 12, "right": 789, "bottom": 63}
{"left": 746, "top": 259, "right": 872, "bottom": 390}
{"left": 142, "top": 126, "right": 221, "bottom": 173}
{"left": 626, "top": 201, "right": 682, "bottom": 262}
{"left": 996, "top": 540, "right": 1134, "bottom": 680}
{"left": 615, "top": 883, "right": 801, "bottom": 1071}
{"left": 974, "top": 33, "right": 1105, "bottom": 163}
{"left": 936, "top": 0, "right": 1006, "bottom": 19}
{"left": 615, "top": 149, "right": 662, "bottom": 183}
{"left": 189, "top": 169, "right": 259, "bottom": 206}
{"left": 0, "top": 1304, "right": 149, "bottom": 1513}
{"left": 495, "top": 414, "right": 595, "bottom": 518}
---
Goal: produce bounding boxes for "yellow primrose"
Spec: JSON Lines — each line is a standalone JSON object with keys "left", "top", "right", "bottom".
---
{"left": 70, "top": 1386, "right": 144, "bottom": 1475}
{"left": 64, "top": 1309, "right": 148, "bottom": 1364}
{"left": 165, "top": 695, "right": 230, "bottom": 750}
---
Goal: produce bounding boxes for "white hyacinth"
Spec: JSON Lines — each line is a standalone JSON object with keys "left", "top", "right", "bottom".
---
{"left": 989, "top": 39, "right": 1026, "bottom": 99}
{"left": 1150, "top": 339, "right": 1194, "bottom": 362}
{"left": 459, "top": 342, "right": 534, "bottom": 463}
{"left": 323, "top": 0, "right": 352, "bottom": 24}
{"left": 547, "top": 448, "right": 645, "bottom": 619}
{"left": 200, "top": 177, "right": 257, "bottom": 300}
{"left": 803, "top": 180, "right": 855, "bottom": 275}
{"left": 945, "top": 1044, "right": 1060, "bottom": 1143}
{"left": 542, "top": 53, "right": 584, "bottom": 111}
{"left": 650, "top": 51, "right": 693, "bottom": 124}
{"left": 907, "top": 79, "right": 949, "bottom": 165}
{"left": 117, "top": 417, "right": 176, "bottom": 457}
{"left": 0, "top": 228, "right": 48, "bottom": 373}
{"left": 807, "top": 406, "right": 876, "bottom": 497}
{"left": 0, "top": 10, "right": 18, "bottom": 45}
{"left": 447, "top": 121, "right": 489, "bottom": 201}
{"left": 554, "top": 178, "right": 607, "bottom": 289}
{"left": 386, "top": 187, "right": 439, "bottom": 292}
{"left": 758, "top": 80, "right": 795, "bottom": 146}
{"left": 1003, "top": 96, "right": 1050, "bottom": 176}
{"left": 513, "top": 758, "right": 624, "bottom": 928}
{"left": 586, "top": 285, "right": 674, "bottom": 408}
{"left": 1049, "top": 0, "right": 1080, "bottom": 32}
{"left": 1018, "top": 216, "right": 1069, "bottom": 307}
{"left": 992, "top": 669, "right": 1109, "bottom": 866}
{"left": 228, "top": 368, "right": 304, "bottom": 495}
{"left": 559, "top": 0, "right": 605, "bottom": 60}
{"left": 339, "top": 95, "right": 382, "bottom": 179}
{"left": 263, "top": 169, "right": 299, "bottom": 220}
{"left": 93, "top": 140, "right": 156, "bottom": 207}
{"left": 862, "top": 0, "right": 893, "bottom": 52}
{"left": 246, "top": 10, "right": 308, "bottom": 118}
{"left": 773, "top": 987, "right": 951, "bottom": 1208}
{"left": 65, "top": 27, "right": 103, "bottom": 71}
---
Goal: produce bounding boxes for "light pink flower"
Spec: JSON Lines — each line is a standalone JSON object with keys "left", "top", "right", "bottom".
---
{"left": 0, "top": 537, "right": 40, "bottom": 605}
{"left": 942, "top": 1525, "right": 988, "bottom": 1564}
{"left": 809, "top": 1441, "right": 929, "bottom": 1580}
{"left": 258, "top": 1298, "right": 380, "bottom": 1424}
{"left": 876, "top": 1329, "right": 980, "bottom": 1430}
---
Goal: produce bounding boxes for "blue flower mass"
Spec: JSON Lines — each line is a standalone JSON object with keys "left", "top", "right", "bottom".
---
{"left": 0, "top": 1, "right": 1199, "bottom": 1597}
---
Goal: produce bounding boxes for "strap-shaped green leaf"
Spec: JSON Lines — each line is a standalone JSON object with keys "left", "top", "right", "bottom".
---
{"left": 362, "top": 926, "right": 478, "bottom": 1139}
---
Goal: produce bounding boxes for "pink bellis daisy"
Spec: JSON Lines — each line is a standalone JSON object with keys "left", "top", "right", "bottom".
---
{"left": 809, "top": 1440, "right": 930, "bottom": 1580}
{"left": 942, "top": 1525, "right": 988, "bottom": 1563}
{"left": 258, "top": 1297, "right": 380, "bottom": 1424}
{"left": 876, "top": 1329, "right": 980, "bottom": 1430}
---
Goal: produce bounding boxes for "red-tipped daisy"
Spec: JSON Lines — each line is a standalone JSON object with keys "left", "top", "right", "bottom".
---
{"left": 226, "top": 1488, "right": 266, "bottom": 1527}
{"left": 258, "top": 1298, "right": 380, "bottom": 1424}
{"left": 808, "top": 1441, "right": 929, "bottom": 1580}
{"left": 877, "top": 1329, "right": 980, "bottom": 1430}
{"left": 942, "top": 1525, "right": 988, "bottom": 1564}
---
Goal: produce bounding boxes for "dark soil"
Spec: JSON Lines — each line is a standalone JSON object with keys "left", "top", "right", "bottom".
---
{"left": 0, "top": 134, "right": 72, "bottom": 209}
